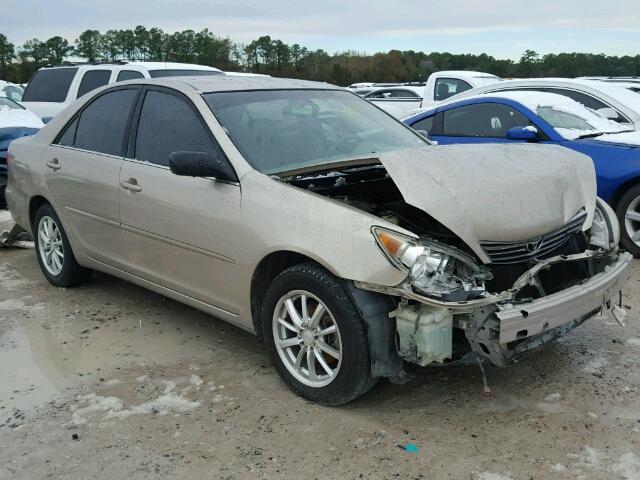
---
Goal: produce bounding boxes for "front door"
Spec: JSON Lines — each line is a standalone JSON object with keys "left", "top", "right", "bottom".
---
{"left": 118, "top": 88, "right": 241, "bottom": 314}
{"left": 431, "top": 102, "right": 533, "bottom": 145}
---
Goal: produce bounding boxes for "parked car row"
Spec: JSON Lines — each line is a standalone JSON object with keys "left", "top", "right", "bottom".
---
{"left": 359, "top": 71, "right": 502, "bottom": 117}
{"left": 5, "top": 75, "right": 632, "bottom": 405}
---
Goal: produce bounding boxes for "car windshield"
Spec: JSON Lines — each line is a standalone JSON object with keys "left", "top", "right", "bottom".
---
{"left": 204, "top": 89, "right": 426, "bottom": 175}
{"left": 535, "top": 105, "right": 628, "bottom": 138}
{"left": 2, "top": 84, "right": 24, "bottom": 102}
{"left": 0, "top": 97, "right": 23, "bottom": 111}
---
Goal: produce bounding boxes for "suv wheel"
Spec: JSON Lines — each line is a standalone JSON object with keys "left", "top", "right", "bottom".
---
{"left": 33, "top": 203, "right": 91, "bottom": 287}
{"left": 616, "top": 184, "right": 640, "bottom": 258}
{"left": 261, "top": 262, "right": 375, "bottom": 405}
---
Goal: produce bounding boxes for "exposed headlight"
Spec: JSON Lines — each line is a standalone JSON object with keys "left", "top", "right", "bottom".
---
{"left": 372, "top": 227, "right": 490, "bottom": 300}
{"left": 590, "top": 198, "right": 619, "bottom": 249}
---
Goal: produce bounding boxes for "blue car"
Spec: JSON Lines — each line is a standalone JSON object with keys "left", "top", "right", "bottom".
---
{"left": 404, "top": 91, "right": 640, "bottom": 257}
{"left": 0, "top": 97, "right": 43, "bottom": 208}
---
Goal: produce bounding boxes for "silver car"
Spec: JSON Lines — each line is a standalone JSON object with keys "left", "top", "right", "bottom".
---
{"left": 5, "top": 76, "right": 633, "bottom": 405}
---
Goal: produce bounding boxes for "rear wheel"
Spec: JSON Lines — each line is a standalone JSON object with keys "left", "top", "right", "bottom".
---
{"left": 616, "top": 184, "right": 640, "bottom": 258}
{"left": 261, "top": 263, "right": 375, "bottom": 405}
{"left": 33, "top": 203, "right": 91, "bottom": 287}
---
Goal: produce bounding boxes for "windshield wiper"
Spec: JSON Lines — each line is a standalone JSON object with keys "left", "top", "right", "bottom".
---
{"left": 577, "top": 132, "right": 605, "bottom": 139}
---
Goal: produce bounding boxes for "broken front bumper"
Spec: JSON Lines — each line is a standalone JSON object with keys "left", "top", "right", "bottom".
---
{"left": 357, "top": 248, "right": 633, "bottom": 367}
{"left": 497, "top": 251, "right": 633, "bottom": 344}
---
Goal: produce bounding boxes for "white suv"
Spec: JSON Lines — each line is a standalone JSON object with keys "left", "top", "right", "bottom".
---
{"left": 20, "top": 61, "right": 224, "bottom": 120}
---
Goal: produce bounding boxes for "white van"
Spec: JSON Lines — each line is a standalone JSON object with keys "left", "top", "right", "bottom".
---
{"left": 21, "top": 61, "right": 224, "bottom": 120}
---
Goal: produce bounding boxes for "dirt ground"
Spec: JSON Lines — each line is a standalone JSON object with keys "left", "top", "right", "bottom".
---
{"left": 1, "top": 239, "right": 640, "bottom": 479}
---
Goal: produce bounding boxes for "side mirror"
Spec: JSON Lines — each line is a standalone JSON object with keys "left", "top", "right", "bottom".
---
{"left": 596, "top": 107, "right": 618, "bottom": 120}
{"left": 416, "top": 129, "right": 430, "bottom": 139}
{"left": 169, "top": 151, "right": 236, "bottom": 182}
{"left": 506, "top": 125, "right": 538, "bottom": 141}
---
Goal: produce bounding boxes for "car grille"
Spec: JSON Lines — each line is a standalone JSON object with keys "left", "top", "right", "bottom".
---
{"left": 479, "top": 211, "right": 588, "bottom": 264}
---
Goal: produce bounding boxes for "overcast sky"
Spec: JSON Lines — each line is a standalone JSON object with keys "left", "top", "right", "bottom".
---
{"left": 3, "top": 0, "right": 638, "bottom": 59}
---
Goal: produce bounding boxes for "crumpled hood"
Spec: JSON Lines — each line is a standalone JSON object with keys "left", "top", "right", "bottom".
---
{"left": 380, "top": 144, "right": 596, "bottom": 263}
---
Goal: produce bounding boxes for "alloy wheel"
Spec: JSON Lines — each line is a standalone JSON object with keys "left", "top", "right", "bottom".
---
{"left": 625, "top": 194, "right": 640, "bottom": 248}
{"left": 38, "top": 216, "right": 64, "bottom": 276}
{"left": 272, "top": 290, "right": 342, "bottom": 388}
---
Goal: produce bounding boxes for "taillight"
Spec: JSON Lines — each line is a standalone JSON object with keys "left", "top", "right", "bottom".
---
{"left": 6, "top": 152, "right": 14, "bottom": 168}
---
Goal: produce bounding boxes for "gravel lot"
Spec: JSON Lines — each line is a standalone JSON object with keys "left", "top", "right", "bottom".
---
{"left": 1, "top": 240, "right": 640, "bottom": 479}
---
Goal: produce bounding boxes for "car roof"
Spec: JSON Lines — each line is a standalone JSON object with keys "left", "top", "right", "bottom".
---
{"left": 124, "top": 75, "right": 339, "bottom": 93}
{"left": 39, "top": 62, "right": 222, "bottom": 72}
{"left": 434, "top": 70, "right": 501, "bottom": 78}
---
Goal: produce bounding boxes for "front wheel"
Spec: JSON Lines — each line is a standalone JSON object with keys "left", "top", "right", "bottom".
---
{"left": 616, "top": 184, "right": 640, "bottom": 258}
{"left": 33, "top": 203, "right": 91, "bottom": 287}
{"left": 261, "top": 263, "right": 375, "bottom": 405}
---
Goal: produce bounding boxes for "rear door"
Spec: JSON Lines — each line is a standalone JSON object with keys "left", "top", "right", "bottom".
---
{"left": 118, "top": 87, "right": 241, "bottom": 314}
{"left": 45, "top": 86, "right": 140, "bottom": 264}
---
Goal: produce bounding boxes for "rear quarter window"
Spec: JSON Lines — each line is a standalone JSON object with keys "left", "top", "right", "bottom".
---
{"left": 22, "top": 68, "right": 78, "bottom": 103}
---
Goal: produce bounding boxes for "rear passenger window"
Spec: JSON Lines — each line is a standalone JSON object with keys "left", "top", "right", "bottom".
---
{"left": 135, "top": 90, "right": 223, "bottom": 166}
{"left": 77, "top": 70, "right": 111, "bottom": 98}
{"left": 74, "top": 89, "right": 138, "bottom": 156}
{"left": 56, "top": 118, "right": 78, "bottom": 147}
{"left": 117, "top": 70, "right": 144, "bottom": 82}
{"left": 22, "top": 68, "right": 78, "bottom": 103}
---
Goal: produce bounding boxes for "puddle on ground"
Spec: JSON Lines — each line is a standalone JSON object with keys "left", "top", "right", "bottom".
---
{"left": 0, "top": 251, "right": 247, "bottom": 416}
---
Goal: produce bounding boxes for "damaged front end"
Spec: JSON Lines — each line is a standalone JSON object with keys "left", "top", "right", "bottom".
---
{"left": 357, "top": 201, "right": 633, "bottom": 367}
{"left": 283, "top": 146, "right": 632, "bottom": 371}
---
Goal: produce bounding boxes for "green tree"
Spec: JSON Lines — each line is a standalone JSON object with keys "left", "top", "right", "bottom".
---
{"left": 44, "top": 36, "right": 74, "bottom": 64}
{"left": 75, "top": 30, "right": 101, "bottom": 62}
{"left": 100, "top": 30, "right": 120, "bottom": 61}
{"left": 0, "top": 33, "right": 15, "bottom": 76}
{"left": 134, "top": 25, "right": 150, "bottom": 60}
{"left": 518, "top": 49, "right": 541, "bottom": 77}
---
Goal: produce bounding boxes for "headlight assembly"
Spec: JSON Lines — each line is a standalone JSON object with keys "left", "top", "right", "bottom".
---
{"left": 372, "top": 227, "right": 491, "bottom": 301}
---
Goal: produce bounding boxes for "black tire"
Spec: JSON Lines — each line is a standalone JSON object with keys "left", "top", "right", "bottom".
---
{"left": 615, "top": 184, "right": 640, "bottom": 258}
{"left": 33, "top": 203, "right": 91, "bottom": 287}
{"left": 261, "top": 262, "right": 375, "bottom": 406}
{"left": 0, "top": 183, "right": 6, "bottom": 210}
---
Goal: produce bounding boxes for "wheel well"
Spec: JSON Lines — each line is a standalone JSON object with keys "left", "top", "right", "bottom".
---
{"left": 610, "top": 177, "right": 640, "bottom": 210}
{"left": 28, "top": 195, "right": 50, "bottom": 228}
{"left": 250, "top": 251, "right": 318, "bottom": 336}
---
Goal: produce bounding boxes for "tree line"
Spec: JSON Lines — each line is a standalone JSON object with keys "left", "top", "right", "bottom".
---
{"left": 1, "top": 28, "right": 639, "bottom": 86}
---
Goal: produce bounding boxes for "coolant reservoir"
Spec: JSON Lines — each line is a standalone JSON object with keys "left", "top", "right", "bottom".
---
{"left": 395, "top": 304, "right": 453, "bottom": 366}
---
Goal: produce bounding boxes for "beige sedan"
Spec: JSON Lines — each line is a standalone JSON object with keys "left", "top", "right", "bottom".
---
{"left": 6, "top": 76, "right": 632, "bottom": 405}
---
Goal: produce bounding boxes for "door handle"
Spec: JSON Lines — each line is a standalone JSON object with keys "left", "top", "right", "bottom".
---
{"left": 120, "top": 179, "right": 142, "bottom": 192}
{"left": 46, "top": 158, "right": 61, "bottom": 170}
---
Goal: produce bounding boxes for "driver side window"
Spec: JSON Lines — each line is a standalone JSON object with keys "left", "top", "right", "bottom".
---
{"left": 134, "top": 90, "right": 226, "bottom": 168}
{"left": 443, "top": 103, "right": 531, "bottom": 138}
